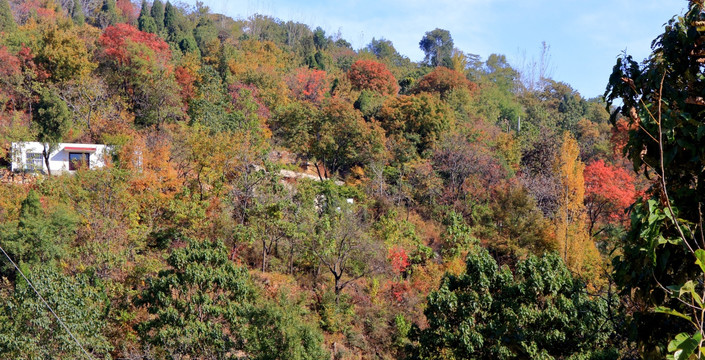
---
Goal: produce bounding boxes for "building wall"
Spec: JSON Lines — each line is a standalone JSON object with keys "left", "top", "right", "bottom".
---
{"left": 11, "top": 142, "right": 110, "bottom": 174}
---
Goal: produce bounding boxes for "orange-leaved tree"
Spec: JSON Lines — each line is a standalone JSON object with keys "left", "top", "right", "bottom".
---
{"left": 286, "top": 67, "right": 329, "bottom": 104}
{"left": 412, "top": 66, "right": 477, "bottom": 99}
{"left": 347, "top": 59, "right": 398, "bottom": 95}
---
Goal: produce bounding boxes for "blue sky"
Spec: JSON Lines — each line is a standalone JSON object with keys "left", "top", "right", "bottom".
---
{"left": 185, "top": 0, "right": 686, "bottom": 99}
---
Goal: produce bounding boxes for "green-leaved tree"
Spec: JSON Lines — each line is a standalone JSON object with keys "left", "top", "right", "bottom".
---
{"left": 34, "top": 89, "right": 73, "bottom": 175}
{"left": 136, "top": 239, "right": 328, "bottom": 359}
{"left": 419, "top": 28, "right": 453, "bottom": 68}
{"left": 0, "top": 267, "right": 112, "bottom": 359}
{"left": 605, "top": 1, "right": 705, "bottom": 356}
{"left": 409, "top": 248, "right": 617, "bottom": 359}
{"left": 137, "top": 0, "right": 157, "bottom": 33}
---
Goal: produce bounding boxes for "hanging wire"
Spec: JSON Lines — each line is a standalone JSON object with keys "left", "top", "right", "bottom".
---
{"left": 0, "top": 243, "right": 94, "bottom": 360}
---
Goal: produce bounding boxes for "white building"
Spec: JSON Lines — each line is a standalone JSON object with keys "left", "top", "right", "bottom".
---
{"left": 11, "top": 142, "right": 110, "bottom": 174}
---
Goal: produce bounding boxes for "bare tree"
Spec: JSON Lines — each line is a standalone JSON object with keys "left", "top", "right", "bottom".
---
{"left": 518, "top": 41, "right": 554, "bottom": 93}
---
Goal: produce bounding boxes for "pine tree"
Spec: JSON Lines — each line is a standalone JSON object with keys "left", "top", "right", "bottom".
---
{"left": 0, "top": 0, "right": 16, "bottom": 33}
{"left": 150, "top": 0, "right": 164, "bottom": 32}
{"left": 71, "top": 0, "right": 85, "bottom": 26}
{"left": 137, "top": 0, "right": 156, "bottom": 33}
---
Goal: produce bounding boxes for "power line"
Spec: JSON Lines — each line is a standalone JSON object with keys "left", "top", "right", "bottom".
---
{"left": 0, "top": 243, "right": 94, "bottom": 360}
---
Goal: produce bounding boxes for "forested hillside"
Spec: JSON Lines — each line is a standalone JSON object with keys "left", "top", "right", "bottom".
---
{"left": 0, "top": 0, "right": 701, "bottom": 359}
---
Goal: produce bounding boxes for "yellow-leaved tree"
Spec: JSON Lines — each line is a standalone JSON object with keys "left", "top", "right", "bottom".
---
{"left": 554, "top": 132, "right": 600, "bottom": 277}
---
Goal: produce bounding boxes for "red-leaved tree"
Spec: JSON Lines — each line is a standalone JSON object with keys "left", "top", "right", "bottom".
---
{"left": 99, "top": 24, "right": 182, "bottom": 126}
{"left": 116, "top": 0, "right": 139, "bottom": 24}
{"left": 388, "top": 246, "right": 410, "bottom": 275}
{"left": 0, "top": 46, "right": 22, "bottom": 112}
{"left": 583, "top": 159, "right": 637, "bottom": 235}
{"left": 99, "top": 23, "right": 171, "bottom": 68}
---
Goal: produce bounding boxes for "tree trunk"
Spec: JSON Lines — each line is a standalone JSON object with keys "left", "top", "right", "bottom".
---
{"left": 261, "top": 240, "right": 267, "bottom": 272}
{"left": 42, "top": 145, "right": 51, "bottom": 176}
{"left": 288, "top": 244, "right": 294, "bottom": 275}
{"left": 334, "top": 273, "right": 342, "bottom": 304}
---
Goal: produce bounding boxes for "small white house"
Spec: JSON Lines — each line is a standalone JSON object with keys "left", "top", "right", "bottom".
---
{"left": 11, "top": 142, "right": 110, "bottom": 174}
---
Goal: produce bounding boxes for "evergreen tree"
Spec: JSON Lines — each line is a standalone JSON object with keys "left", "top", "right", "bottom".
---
{"left": 71, "top": 0, "right": 85, "bottom": 26}
{"left": 194, "top": 13, "right": 218, "bottom": 57}
{"left": 178, "top": 35, "right": 198, "bottom": 53}
{"left": 313, "top": 26, "right": 328, "bottom": 50}
{"left": 136, "top": 239, "right": 328, "bottom": 359}
{"left": 0, "top": 190, "right": 78, "bottom": 275}
{"left": 150, "top": 0, "right": 165, "bottom": 32}
{"left": 137, "top": 0, "right": 157, "bottom": 33}
{"left": 161, "top": 1, "right": 198, "bottom": 54}
{"left": 163, "top": 1, "right": 176, "bottom": 33}
{"left": 0, "top": 0, "right": 15, "bottom": 33}
{"left": 97, "top": 0, "right": 119, "bottom": 28}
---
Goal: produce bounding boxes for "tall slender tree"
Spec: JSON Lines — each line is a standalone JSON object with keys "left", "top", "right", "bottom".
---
{"left": 553, "top": 132, "right": 598, "bottom": 276}
{"left": 150, "top": 0, "right": 165, "bottom": 32}
{"left": 163, "top": 1, "right": 176, "bottom": 32}
{"left": 419, "top": 28, "right": 454, "bottom": 67}
{"left": 137, "top": 0, "right": 156, "bottom": 33}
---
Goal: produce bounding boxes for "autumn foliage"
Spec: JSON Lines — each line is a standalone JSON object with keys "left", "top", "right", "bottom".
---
{"left": 0, "top": 46, "right": 20, "bottom": 79}
{"left": 99, "top": 23, "right": 171, "bottom": 67}
{"left": 0, "top": 2, "right": 643, "bottom": 359}
{"left": 553, "top": 132, "right": 599, "bottom": 278}
{"left": 347, "top": 59, "right": 398, "bottom": 95}
{"left": 0, "top": 46, "right": 21, "bottom": 110}
{"left": 116, "top": 0, "right": 138, "bottom": 24}
{"left": 287, "top": 67, "right": 329, "bottom": 103}
{"left": 610, "top": 117, "right": 634, "bottom": 155}
{"left": 412, "top": 66, "right": 477, "bottom": 98}
{"left": 584, "top": 159, "right": 636, "bottom": 233}
{"left": 388, "top": 246, "right": 410, "bottom": 274}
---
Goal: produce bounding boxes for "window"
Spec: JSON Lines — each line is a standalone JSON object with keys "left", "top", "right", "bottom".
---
{"left": 69, "top": 152, "right": 90, "bottom": 171}
{"left": 26, "top": 153, "right": 43, "bottom": 172}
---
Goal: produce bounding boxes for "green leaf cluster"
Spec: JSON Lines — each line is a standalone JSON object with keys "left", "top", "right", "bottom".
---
{"left": 136, "top": 239, "right": 327, "bottom": 359}
{"left": 0, "top": 267, "right": 112, "bottom": 359}
{"left": 410, "top": 248, "right": 617, "bottom": 359}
